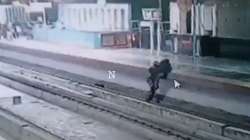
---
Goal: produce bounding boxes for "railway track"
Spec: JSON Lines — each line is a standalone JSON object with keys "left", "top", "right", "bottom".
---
{"left": 0, "top": 62, "right": 195, "bottom": 140}
{"left": 0, "top": 55, "right": 249, "bottom": 131}
{"left": 0, "top": 57, "right": 248, "bottom": 140}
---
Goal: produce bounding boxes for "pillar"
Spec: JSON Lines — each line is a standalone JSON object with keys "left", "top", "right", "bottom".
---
{"left": 177, "top": 0, "right": 192, "bottom": 34}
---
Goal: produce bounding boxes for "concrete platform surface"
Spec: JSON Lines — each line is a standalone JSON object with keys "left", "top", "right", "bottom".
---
{"left": 0, "top": 49, "right": 250, "bottom": 118}
{"left": 1, "top": 38, "right": 250, "bottom": 82}
{"left": 0, "top": 39, "right": 249, "bottom": 117}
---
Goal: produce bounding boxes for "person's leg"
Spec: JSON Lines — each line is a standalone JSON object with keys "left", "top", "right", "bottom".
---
{"left": 156, "top": 94, "right": 165, "bottom": 103}
{"left": 155, "top": 79, "right": 160, "bottom": 90}
{"left": 146, "top": 86, "right": 155, "bottom": 102}
{"left": 14, "top": 31, "right": 17, "bottom": 39}
{"left": 155, "top": 79, "right": 162, "bottom": 103}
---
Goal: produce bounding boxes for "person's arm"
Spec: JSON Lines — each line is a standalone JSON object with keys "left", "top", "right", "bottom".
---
{"left": 148, "top": 67, "right": 152, "bottom": 72}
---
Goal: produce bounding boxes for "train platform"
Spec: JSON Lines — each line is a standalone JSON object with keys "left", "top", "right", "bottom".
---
{"left": 1, "top": 38, "right": 250, "bottom": 85}
{"left": 0, "top": 38, "right": 250, "bottom": 118}
{"left": 0, "top": 38, "right": 250, "bottom": 82}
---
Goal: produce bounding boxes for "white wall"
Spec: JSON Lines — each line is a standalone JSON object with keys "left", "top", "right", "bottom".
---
{"left": 58, "top": 3, "right": 131, "bottom": 32}
{"left": 28, "top": 2, "right": 52, "bottom": 13}
{"left": 97, "top": 0, "right": 106, "bottom": 5}
{"left": 0, "top": 5, "right": 27, "bottom": 24}
{"left": 0, "top": 5, "right": 9, "bottom": 24}
{"left": 169, "top": 2, "right": 180, "bottom": 34}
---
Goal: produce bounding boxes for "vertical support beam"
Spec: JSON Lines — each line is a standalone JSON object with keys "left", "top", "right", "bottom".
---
{"left": 157, "top": 0, "right": 162, "bottom": 57}
{"left": 174, "top": 36, "right": 178, "bottom": 53}
{"left": 192, "top": 0, "right": 197, "bottom": 59}
{"left": 150, "top": 22, "right": 154, "bottom": 55}
{"left": 196, "top": 37, "right": 201, "bottom": 56}
{"left": 43, "top": 8, "right": 46, "bottom": 25}
{"left": 139, "top": 23, "right": 142, "bottom": 49}
{"left": 157, "top": 21, "right": 161, "bottom": 56}
{"left": 212, "top": 4, "right": 217, "bottom": 37}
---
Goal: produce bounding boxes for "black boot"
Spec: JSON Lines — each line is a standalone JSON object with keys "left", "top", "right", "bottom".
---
{"left": 146, "top": 87, "right": 155, "bottom": 102}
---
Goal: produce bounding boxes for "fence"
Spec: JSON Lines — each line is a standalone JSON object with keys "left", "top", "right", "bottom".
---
{"left": 58, "top": 3, "right": 131, "bottom": 32}
{"left": 0, "top": 5, "right": 27, "bottom": 24}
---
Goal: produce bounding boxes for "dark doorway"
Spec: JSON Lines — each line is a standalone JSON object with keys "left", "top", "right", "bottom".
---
{"left": 140, "top": 27, "right": 151, "bottom": 49}
{"left": 200, "top": 36, "right": 221, "bottom": 57}
{"left": 186, "top": 10, "right": 192, "bottom": 34}
{"left": 201, "top": 37, "right": 250, "bottom": 61}
{"left": 219, "top": 39, "right": 250, "bottom": 61}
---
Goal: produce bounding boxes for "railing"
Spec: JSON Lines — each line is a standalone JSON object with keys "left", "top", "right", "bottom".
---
{"left": 0, "top": 6, "right": 28, "bottom": 24}
{"left": 58, "top": 3, "right": 131, "bottom": 32}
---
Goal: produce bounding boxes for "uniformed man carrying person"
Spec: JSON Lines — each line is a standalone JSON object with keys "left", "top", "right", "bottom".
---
{"left": 146, "top": 59, "right": 172, "bottom": 103}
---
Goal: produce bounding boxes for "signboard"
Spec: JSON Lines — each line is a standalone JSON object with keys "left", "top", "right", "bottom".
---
{"left": 142, "top": 8, "right": 161, "bottom": 21}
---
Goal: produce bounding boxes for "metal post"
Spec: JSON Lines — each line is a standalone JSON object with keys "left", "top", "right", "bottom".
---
{"left": 43, "top": 10, "right": 46, "bottom": 25}
{"left": 150, "top": 22, "right": 154, "bottom": 54}
{"left": 192, "top": 0, "right": 197, "bottom": 59}
{"left": 157, "top": 21, "right": 161, "bottom": 56}
{"left": 139, "top": 22, "right": 142, "bottom": 49}
{"left": 157, "top": 0, "right": 162, "bottom": 57}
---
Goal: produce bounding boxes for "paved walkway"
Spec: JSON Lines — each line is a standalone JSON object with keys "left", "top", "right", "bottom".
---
{"left": 0, "top": 38, "right": 250, "bottom": 118}
{"left": 1, "top": 38, "right": 250, "bottom": 82}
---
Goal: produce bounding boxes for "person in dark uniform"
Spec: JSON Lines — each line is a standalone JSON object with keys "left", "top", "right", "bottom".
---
{"left": 146, "top": 61, "right": 160, "bottom": 102}
{"left": 146, "top": 59, "right": 172, "bottom": 102}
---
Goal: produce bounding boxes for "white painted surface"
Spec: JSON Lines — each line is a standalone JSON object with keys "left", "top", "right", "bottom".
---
{"left": 0, "top": 5, "right": 27, "bottom": 24}
{"left": 212, "top": 5, "right": 217, "bottom": 37}
{"left": 97, "top": 0, "right": 106, "bottom": 5}
{"left": 169, "top": 2, "right": 180, "bottom": 34}
{"left": 58, "top": 3, "right": 131, "bottom": 32}
{"left": 0, "top": 6, "right": 9, "bottom": 24}
{"left": 28, "top": 2, "right": 52, "bottom": 13}
{"left": 203, "top": 5, "right": 213, "bottom": 31}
